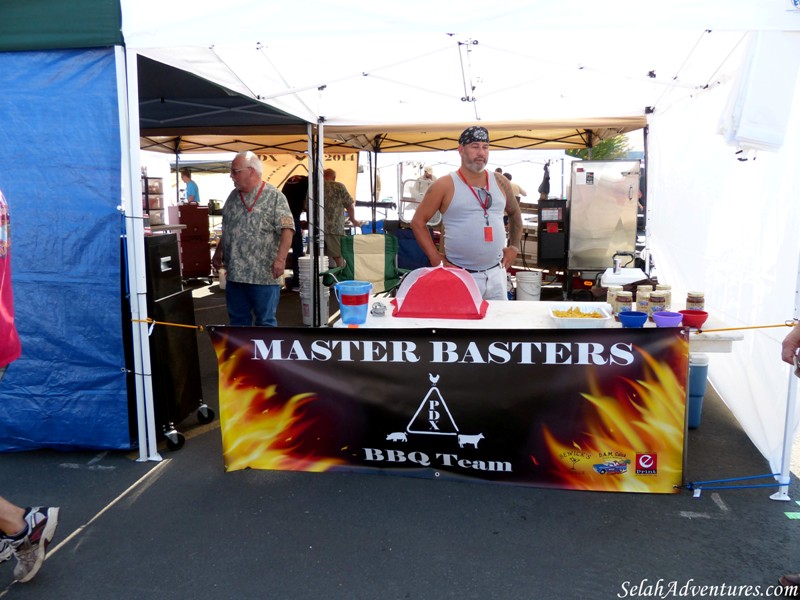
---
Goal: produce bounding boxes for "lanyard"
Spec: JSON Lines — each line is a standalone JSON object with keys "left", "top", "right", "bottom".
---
{"left": 457, "top": 169, "right": 490, "bottom": 225}
{"left": 239, "top": 181, "right": 266, "bottom": 213}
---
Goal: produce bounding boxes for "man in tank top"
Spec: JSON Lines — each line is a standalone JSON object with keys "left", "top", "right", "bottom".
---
{"left": 410, "top": 126, "right": 522, "bottom": 300}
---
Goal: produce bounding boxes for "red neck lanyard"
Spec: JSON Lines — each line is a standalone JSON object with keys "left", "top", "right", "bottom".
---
{"left": 239, "top": 181, "right": 266, "bottom": 213}
{"left": 457, "top": 169, "right": 490, "bottom": 224}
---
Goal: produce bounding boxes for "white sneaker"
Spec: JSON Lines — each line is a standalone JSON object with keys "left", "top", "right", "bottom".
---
{"left": 0, "top": 540, "right": 12, "bottom": 564}
{"left": 7, "top": 506, "right": 60, "bottom": 583}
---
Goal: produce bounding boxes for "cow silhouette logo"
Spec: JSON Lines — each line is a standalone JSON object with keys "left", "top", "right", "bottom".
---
{"left": 457, "top": 433, "right": 484, "bottom": 449}
{"left": 384, "top": 373, "right": 485, "bottom": 449}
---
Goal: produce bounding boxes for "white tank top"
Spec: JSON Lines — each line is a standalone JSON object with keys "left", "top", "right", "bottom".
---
{"left": 443, "top": 171, "right": 505, "bottom": 270}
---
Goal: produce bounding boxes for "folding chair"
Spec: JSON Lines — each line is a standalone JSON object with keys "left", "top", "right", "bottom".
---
{"left": 321, "top": 233, "right": 409, "bottom": 295}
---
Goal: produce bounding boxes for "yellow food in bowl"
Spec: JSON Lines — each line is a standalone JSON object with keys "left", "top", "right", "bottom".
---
{"left": 552, "top": 307, "right": 604, "bottom": 319}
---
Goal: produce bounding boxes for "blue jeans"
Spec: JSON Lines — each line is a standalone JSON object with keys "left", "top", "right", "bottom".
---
{"left": 225, "top": 281, "right": 281, "bottom": 327}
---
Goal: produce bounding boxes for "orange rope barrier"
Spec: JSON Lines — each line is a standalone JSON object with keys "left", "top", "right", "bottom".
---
{"left": 131, "top": 318, "right": 205, "bottom": 332}
{"left": 694, "top": 321, "right": 796, "bottom": 334}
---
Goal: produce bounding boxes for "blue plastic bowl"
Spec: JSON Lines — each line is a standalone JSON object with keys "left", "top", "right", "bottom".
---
{"left": 618, "top": 311, "right": 648, "bottom": 328}
{"left": 652, "top": 310, "right": 684, "bottom": 327}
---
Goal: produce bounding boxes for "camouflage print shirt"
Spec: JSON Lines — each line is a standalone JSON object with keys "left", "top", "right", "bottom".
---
{"left": 323, "top": 181, "right": 354, "bottom": 235}
{"left": 221, "top": 182, "right": 294, "bottom": 285}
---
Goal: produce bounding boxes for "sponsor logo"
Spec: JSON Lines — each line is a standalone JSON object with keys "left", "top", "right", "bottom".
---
{"left": 635, "top": 453, "right": 658, "bottom": 475}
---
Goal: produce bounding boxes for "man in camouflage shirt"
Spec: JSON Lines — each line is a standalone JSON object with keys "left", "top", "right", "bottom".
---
{"left": 322, "top": 168, "right": 360, "bottom": 267}
{"left": 212, "top": 151, "right": 294, "bottom": 326}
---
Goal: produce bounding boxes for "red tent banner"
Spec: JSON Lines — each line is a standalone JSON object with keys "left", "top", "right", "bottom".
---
{"left": 208, "top": 326, "right": 689, "bottom": 493}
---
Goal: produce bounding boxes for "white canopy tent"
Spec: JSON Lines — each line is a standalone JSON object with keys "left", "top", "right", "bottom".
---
{"left": 120, "top": 0, "right": 800, "bottom": 494}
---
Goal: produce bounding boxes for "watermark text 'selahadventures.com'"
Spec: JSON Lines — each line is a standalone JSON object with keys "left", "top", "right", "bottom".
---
{"left": 618, "top": 579, "right": 798, "bottom": 598}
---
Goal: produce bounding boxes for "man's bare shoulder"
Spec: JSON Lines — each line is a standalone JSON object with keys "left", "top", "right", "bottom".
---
{"left": 493, "top": 171, "right": 513, "bottom": 198}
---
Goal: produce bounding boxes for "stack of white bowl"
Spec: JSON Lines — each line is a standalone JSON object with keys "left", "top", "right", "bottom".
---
{"left": 296, "top": 256, "right": 330, "bottom": 325}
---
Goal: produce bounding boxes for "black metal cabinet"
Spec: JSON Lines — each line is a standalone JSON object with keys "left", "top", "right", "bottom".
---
{"left": 122, "top": 235, "right": 212, "bottom": 450}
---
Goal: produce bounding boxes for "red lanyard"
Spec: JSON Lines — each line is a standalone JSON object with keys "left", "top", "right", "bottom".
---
{"left": 457, "top": 169, "right": 490, "bottom": 224}
{"left": 239, "top": 181, "right": 266, "bottom": 213}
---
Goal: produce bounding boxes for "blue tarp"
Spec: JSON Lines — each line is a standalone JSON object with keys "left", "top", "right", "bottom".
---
{"left": 0, "top": 47, "right": 130, "bottom": 450}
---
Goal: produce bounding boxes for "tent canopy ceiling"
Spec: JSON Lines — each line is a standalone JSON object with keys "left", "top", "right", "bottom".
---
{"left": 137, "top": 53, "right": 646, "bottom": 155}
{"left": 137, "top": 55, "right": 315, "bottom": 154}
{"left": 325, "top": 118, "right": 646, "bottom": 153}
{"left": 129, "top": 2, "right": 798, "bottom": 156}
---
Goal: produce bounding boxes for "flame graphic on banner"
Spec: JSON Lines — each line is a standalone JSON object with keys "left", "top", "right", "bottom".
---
{"left": 219, "top": 348, "right": 345, "bottom": 472}
{"left": 541, "top": 344, "right": 687, "bottom": 493}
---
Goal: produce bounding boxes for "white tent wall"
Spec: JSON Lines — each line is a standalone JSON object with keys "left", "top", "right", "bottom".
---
{"left": 648, "top": 33, "right": 800, "bottom": 474}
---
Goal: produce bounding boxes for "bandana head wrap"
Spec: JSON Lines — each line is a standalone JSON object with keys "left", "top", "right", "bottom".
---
{"left": 458, "top": 126, "right": 490, "bottom": 146}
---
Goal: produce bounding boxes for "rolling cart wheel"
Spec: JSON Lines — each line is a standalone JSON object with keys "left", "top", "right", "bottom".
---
{"left": 197, "top": 404, "right": 215, "bottom": 425}
{"left": 166, "top": 432, "right": 186, "bottom": 451}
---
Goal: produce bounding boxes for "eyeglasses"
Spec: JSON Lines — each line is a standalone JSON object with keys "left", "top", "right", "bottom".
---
{"left": 230, "top": 167, "right": 248, "bottom": 175}
{"left": 477, "top": 188, "right": 492, "bottom": 209}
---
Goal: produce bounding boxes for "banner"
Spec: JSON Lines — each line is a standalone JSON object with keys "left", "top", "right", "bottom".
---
{"left": 209, "top": 326, "right": 689, "bottom": 493}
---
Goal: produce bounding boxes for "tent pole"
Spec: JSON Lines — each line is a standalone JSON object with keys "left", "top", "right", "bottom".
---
{"left": 369, "top": 150, "right": 377, "bottom": 225}
{"left": 120, "top": 48, "right": 161, "bottom": 462}
{"left": 313, "top": 121, "right": 326, "bottom": 327}
{"left": 771, "top": 256, "right": 800, "bottom": 500}
{"left": 174, "top": 143, "right": 181, "bottom": 204}
{"left": 772, "top": 370, "right": 797, "bottom": 501}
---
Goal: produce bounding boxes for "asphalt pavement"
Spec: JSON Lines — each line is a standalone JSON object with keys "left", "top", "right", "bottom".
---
{"left": 2, "top": 281, "right": 799, "bottom": 599}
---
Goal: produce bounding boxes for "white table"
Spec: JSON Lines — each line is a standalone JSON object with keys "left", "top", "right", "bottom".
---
{"left": 333, "top": 299, "right": 743, "bottom": 354}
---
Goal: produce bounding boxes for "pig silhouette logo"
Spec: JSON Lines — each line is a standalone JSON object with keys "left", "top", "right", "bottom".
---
{"left": 457, "top": 433, "right": 484, "bottom": 449}
{"left": 386, "top": 432, "right": 408, "bottom": 443}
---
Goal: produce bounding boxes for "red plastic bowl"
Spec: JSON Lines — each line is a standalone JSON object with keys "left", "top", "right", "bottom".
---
{"left": 678, "top": 309, "right": 708, "bottom": 328}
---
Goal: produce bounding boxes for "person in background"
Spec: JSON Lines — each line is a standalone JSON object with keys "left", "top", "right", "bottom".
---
{"left": 411, "top": 165, "right": 437, "bottom": 201}
{"left": 180, "top": 168, "right": 200, "bottom": 204}
{"left": 282, "top": 174, "right": 309, "bottom": 292}
{"left": 0, "top": 189, "right": 60, "bottom": 583}
{"left": 211, "top": 152, "right": 294, "bottom": 327}
{"left": 420, "top": 165, "right": 437, "bottom": 183}
{"left": 410, "top": 126, "right": 522, "bottom": 300}
{"left": 323, "top": 168, "right": 360, "bottom": 268}
{"left": 503, "top": 172, "right": 527, "bottom": 203}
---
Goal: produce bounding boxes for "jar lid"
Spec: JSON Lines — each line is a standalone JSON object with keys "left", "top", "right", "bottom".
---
{"left": 617, "top": 291, "right": 632, "bottom": 298}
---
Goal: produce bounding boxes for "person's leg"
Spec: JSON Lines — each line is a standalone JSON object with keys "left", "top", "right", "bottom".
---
{"left": 484, "top": 267, "right": 510, "bottom": 301}
{"left": 469, "top": 271, "right": 488, "bottom": 299}
{"left": 325, "top": 235, "right": 343, "bottom": 268}
{"left": 250, "top": 284, "right": 281, "bottom": 327}
{"left": 0, "top": 496, "right": 25, "bottom": 537}
{"left": 225, "top": 281, "right": 254, "bottom": 326}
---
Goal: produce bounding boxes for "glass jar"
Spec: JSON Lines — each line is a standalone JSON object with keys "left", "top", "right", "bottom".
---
{"left": 615, "top": 291, "right": 633, "bottom": 320}
{"left": 648, "top": 291, "right": 666, "bottom": 319}
{"left": 637, "top": 291, "right": 650, "bottom": 315}
{"left": 686, "top": 291, "right": 705, "bottom": 311}
{"left": 636, "top": 284, "right": 653, "bottom": 303}
{"left": 655, "top": 284, "right": 672, "bottom": 310}
{"left": 606, "top": 285, "right": 623, "bottom": 314}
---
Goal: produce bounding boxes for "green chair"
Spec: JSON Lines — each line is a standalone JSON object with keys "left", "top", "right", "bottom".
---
{"left": 321, "top": 233, "right": 409, "bottom": 294}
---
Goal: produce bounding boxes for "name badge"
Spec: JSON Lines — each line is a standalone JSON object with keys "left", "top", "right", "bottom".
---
{"left": 484, "top": 226, "right": 493, "bottom": 242}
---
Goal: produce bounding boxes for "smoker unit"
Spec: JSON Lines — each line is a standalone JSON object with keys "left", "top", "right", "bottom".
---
{"left": 567, "top": 160, "right": 641, "bottom": 272}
